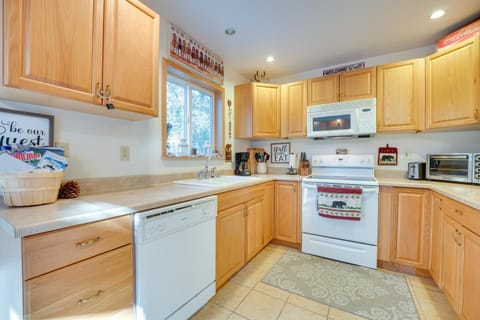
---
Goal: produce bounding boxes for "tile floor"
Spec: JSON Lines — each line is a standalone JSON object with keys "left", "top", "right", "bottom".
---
{"left": 191, "top": 244, "right": 458, "bottom": 320}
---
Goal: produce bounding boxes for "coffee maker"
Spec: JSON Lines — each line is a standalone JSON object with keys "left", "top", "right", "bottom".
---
{"left": 235, "top": 152, "right": 251, "bottom": 176}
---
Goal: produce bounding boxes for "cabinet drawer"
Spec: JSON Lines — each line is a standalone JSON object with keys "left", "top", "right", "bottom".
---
{"left": 445, "top": 198, "right": 480, "bottom": 235}
{"left": 218, "top": 184, "right": 265, "bottom": 213}
{"left": 23, "top": 215, "right": 132, "bottom": 280}
{"left": 24, "top": 245, "right": 133, "bottom": 320}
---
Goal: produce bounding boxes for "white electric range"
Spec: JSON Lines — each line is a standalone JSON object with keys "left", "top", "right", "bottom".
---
{"left": 301, "top": 154, "right": 379, "bottom": 268}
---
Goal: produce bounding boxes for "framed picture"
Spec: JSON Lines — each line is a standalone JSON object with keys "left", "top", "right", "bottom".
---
{"left": 0, "top": 108, "right": 54, "bottom": 147}
{"left": 271, "top": 142, "right": 290, "bottom": 163}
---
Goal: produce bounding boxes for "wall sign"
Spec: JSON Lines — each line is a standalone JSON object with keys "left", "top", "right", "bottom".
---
{"left": 378, "top": 144, "right": 398, "bottom": 166}
{"left": 323, "top": 61, "right": 365, "bottom": 76}
{"left": 0, "top": 108, "right": 54, "bottom": 147}
{"left": 168, "top": 23, "right": 224, "bottom": 85}
{"left": 271, "top": 142, "right": 290, "bottom": 163}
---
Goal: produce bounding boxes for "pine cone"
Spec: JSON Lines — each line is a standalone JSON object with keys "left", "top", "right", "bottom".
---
{"left": 58, "top": 180, "right": 81, "bottom": 199}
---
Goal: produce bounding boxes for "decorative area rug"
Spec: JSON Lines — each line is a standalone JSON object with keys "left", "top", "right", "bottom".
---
{"left": 262, "top": 250, "right": 419, "bottom": 320}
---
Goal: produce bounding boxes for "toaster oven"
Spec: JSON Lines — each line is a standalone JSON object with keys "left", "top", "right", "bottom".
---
{"left": 426, "top": 153, "right": 480, "bottom": 184}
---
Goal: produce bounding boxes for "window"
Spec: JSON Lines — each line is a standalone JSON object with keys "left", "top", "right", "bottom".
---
{"left": 162, "top": 58, "right": 224, "bottom": 158}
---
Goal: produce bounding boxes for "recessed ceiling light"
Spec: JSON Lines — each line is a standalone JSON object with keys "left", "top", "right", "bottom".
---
{"left": 225, "top": 27, "right": 236, "bottom": 36}
{"left": 430, "top": 9, "right": 445, "bottom": 20}
{"left": 266, "top": 56, "right": 275, "bottom": 62}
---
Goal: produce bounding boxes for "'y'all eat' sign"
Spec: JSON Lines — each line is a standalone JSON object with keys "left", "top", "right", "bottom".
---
{"left": 271, "top": 142, "right": 290, "bottom": 163}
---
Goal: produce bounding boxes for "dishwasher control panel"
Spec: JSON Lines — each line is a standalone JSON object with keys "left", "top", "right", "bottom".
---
{"left": 135, "top": 196, "right": 217, "bottom": 243}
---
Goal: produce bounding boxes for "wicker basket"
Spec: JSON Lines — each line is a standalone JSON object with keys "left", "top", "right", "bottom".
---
{"left": 0, "top": 172, "right": 64, "bottom": 207}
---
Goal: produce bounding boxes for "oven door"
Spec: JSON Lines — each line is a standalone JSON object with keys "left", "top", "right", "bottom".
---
{"left": 302, "top": 181, "right": 378, "bottom": 245}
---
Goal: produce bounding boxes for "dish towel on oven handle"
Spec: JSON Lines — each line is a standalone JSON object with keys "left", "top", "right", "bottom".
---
{"left": 317, "top": 186, "right": 363, "bottom": 220}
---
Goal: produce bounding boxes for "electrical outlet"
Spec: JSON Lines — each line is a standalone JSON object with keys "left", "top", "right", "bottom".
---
{"left": 55, "top": 142, "right": 70, "bottom": 157}
{"left": 120, "top": 145, "right": 130, "bottom": 161}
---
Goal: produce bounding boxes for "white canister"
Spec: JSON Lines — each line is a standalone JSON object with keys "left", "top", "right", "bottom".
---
{"left": 257, "top": 162, "right": 267, "bottom": 174}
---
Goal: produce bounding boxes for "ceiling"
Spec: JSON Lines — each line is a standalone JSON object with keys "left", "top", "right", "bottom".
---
{"left": 142, "top": 0, "right": 480, "bottom": 81}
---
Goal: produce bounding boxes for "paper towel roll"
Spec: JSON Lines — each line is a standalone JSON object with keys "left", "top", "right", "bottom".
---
{"left": 289, "top": 153, "right": 297, "bottom": 168}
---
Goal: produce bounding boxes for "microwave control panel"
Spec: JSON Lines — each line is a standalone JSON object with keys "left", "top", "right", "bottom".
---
{"left": 474, "top": 153, "right": 480, "bottom": 184}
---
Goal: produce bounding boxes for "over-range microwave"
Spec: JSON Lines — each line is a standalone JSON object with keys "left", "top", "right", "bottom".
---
{"left": 306, "top": 98, "right": 376, "bottom": 139}
{"left": 427, "top": 153, "right": 480, "bottom": 185}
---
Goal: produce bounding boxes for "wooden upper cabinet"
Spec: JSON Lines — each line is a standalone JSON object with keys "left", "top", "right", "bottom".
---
{"left": 425, "top": 36, "right": 480, "bottom": 129}
{"left": 377, "top": 59, "right": 425, "bottom": 132}
{"left": 340, "top": 67, "right": 376, "bottom": 101}
{"left": 307, "top": 67, "right": 376, "bottom": 105}
{"left": 103, "top": 0, "right": 159, "bottom": 114}
{"left": 281, "top": 81, "right": 307, "bottom": 137}
{"left": 3, "top": 0, "right": 104, "bottom": 104}
{"left": 307, "top": 74, "right": 339, "bottom": 105}
{"left": 3, "top": 0, "right": 159, "bottom": 116}
{"left": 234, "top": 82, "right": 281, "bottom": 138}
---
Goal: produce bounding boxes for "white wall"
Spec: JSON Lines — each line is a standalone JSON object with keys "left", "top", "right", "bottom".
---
{"left": 0, "top": 5, "right": 247, "bottom": 179}
{"left": 246, "top": 130, "right": 480, "bottom": 173}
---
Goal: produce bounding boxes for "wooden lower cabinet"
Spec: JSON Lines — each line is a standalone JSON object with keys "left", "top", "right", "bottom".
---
{"left": 216, "top": 204, "right": 246, "bottom": 288}
{"left": 442, "top": 215, "right": 463, "bottom": 313}
{"left": 22, "top": 215, "right": 134, "bottom": 319}
{"left": 263, "top": 182, "right": 275, "bottom": 245}
{"left": 462, "top": 228, "right": 480, "bottom": 320}
{"left": 377, "top": 186, "right": 394, "bottom": 261}
{"left": 216, "top": 183, "right": 274, "bottom": 288}
{"left": 274, "top": 181, "right": 300, "bottom": 244}
{"left": 246, "top": 197, "right": 265, "bottom": 261}
{"left": 24, "top": 245, "right": 133, "bottom": 320}
{"left": 440, "top": 197, "right": 480, "bottom": 319}
{"left": 391, "top": 188, "right": 430, "bottom": 268}
{"left": 429, "top": 192, "right": 444, "bottom": 286}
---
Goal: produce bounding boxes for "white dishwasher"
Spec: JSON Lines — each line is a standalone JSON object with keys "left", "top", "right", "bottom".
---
{"left": 134, "top": 196, "right": 217, "bottom": 320}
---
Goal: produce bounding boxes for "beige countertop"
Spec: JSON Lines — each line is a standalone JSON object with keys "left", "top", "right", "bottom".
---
{"left": 0, "top": 174, "right": 303, "bottom": 238}
{"left": 1, "top": 172, "right": 478, "bottom": 238}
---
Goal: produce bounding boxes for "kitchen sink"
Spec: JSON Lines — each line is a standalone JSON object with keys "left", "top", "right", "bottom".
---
{"left": 173, "top": 175, "right": 263, "bottom": 188}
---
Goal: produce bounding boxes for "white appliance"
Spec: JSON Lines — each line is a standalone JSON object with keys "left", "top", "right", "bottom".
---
{"left": 134, "top": 196, "right": 217, "bottom": 320}
{"left": 306, "top": 98, "right": 376, "bottom": 139}
{"left": 302, "top": 155, "right": 379, "bottom": 268}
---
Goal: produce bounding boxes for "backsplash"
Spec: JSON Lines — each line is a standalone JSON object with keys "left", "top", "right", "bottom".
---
{"left": 244, "top": 130, "right": 480, "bottom": 172}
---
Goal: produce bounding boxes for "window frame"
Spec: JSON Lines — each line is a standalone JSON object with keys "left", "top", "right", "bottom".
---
{"left": 162, "top": 58, "right": 224, "bottom": 159}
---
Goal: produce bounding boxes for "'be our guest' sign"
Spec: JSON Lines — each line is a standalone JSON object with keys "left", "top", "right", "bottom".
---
{"left": 0, "top": 108, "right": 54, "bottom": 147}
{"left": 271, "top": 143, "right": 290, "bottom": 163}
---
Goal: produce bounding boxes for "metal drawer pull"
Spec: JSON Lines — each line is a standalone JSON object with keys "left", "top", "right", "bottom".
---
{"left": 75, "top": 236, "right": 101, "bottom": 247}
{"left": 77, "top": 290, "right": 104, "bottom": 305}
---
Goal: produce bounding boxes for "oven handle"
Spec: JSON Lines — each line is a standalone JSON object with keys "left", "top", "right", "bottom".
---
{"left": 303, "top": 183, "right": 378, "bottom": 193}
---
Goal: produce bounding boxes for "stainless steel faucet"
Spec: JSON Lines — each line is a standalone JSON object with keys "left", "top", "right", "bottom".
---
{"left": 204, "top": 154, "right": 213, "bottom": 179}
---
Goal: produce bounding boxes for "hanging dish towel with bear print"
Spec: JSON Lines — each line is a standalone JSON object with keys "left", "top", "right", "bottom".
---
{"left": 317, "top": 186, "right": 363, "bottom": 220}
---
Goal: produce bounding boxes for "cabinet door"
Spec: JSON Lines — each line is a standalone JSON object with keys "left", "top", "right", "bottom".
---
{"left": 274, "top": 181, "right": 298, "bottom": 243}
{"left": 443, "top": 215, "right": 463, "bottom": 314}
{"left": 429, "top": 193, "right": 444, "bottom": 286}
{"left": 462, "top": 227, "right": 480, "bottom": 320}
{"left": 307, "top": 74, "right": 339, "bottom": 105}
{"left": 378, "top": 186, "right": 394, "bottom": 261}
{"left": 245, "top": 197, "right": 264, "bottom": 261}
{"left": 426, "top": 36, "right": 480, "bottom": 129}
{"left": 24, "top": 245, "right": 133, "bottom": 320}
{"left": 282, "top": 81, "right": 307, "bottom": 137}
{"left": 340, "top": 67, "right": 376, "bottom": 101}
{"left": 252, "top": 83, "right": 281, "bottom": 137}
{"left": 3, "top": 0, "right": 104, "bottom": 104}
{"left": 377, "top": 59, "right": 425, "bottom": 132}
{"left": 216, "top": 204, "right": 245, "bottom": 288}
{"left": 391, "top": 188, "right": 430, "bottom": 268}
{"left": 103, "top": 0, "right": 160, "bottom": 115}
{"left": 263, "top": 182, "right": 274, "bottom": 246}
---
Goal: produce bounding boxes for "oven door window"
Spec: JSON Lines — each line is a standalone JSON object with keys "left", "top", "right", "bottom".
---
{"left": 312, "top": 114, "right": 351, "bottom": 131}
{"left": 429, "top": 156, "right": 469, "bottom": 177}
